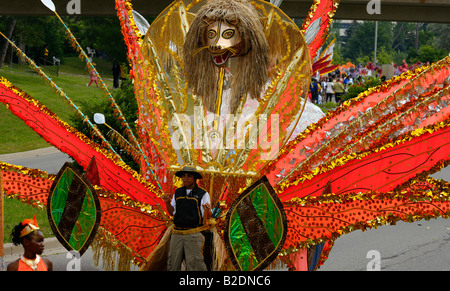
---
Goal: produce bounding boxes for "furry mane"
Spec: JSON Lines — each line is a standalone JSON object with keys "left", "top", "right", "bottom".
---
{"left": 182, "top": 0, "right": 269, "bottom": 113}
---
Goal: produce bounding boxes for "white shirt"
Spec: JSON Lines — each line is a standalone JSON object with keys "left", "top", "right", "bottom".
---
{"left": 170, "top": 189, "right": 211, "bottom": 216}
{"left": 326, "top": 81, "right": 334, "bottom": 93}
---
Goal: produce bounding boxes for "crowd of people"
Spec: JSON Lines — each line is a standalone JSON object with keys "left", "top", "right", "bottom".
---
{"left": 309, "top": 59, "right": 429, "bottom": 106}
{"left": 310, "top": 73, "right": 353, "bottom": 105}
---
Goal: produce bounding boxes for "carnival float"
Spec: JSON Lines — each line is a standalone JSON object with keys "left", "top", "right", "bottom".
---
{"left": 0, "top": 0, "right": 449, "bottom": 271}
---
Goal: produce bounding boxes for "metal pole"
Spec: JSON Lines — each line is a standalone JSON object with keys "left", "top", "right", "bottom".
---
{"left": 374, "top": 21, "right": 378, "bottom": 64}
{"left": 0, "top": 170, "right": 4, "bottom": 271}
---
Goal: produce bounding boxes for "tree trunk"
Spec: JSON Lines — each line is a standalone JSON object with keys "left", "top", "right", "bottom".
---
{"left": 414, "top": 23, "right": 420, "bottom": 50}
{"left": 0, "top": 17, "right": 16, "bottom": 69}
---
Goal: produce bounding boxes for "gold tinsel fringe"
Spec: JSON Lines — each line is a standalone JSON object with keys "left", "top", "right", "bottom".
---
{"left": 139, "top": 224, "right": 173, "bottom": 271}
{"left": 210, "top": 226, "right": 234, "bottom": 271}
{"left": 91, "top": 227, "right": 141, "bottom": 271}
{"left": 138, "top": 224, "right": 234, "bottom": 271}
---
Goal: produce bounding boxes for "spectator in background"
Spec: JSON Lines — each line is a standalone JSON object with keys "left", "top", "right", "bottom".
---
{"left": 310, "top": 78, "right": 319, "bottom": 104}
{"left": 333, "top": 78, "right": 345, "bottom": 104}
{"left": 320, "top": 77, "right": 327, "bottom": 97}
{"left": 343, "top": 75, "right": 353, "bottom": 87}
{"left": 112, "top": 63, "right": 121, "bottom": 89}
{"left": 87, "top": 64, "right": 98, "bottom": 87}
{"left": 325, "top": 77, "right": 334, "bottom": 103}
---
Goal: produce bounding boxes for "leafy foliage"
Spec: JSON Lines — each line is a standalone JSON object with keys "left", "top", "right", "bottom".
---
{"left": 343, "top": 76, "right": 381, "bottom": 102}
{"left": 332, "top": 20, "right": 449, "bottom": 65}
{"left": 0, "top": 15, "right": 128, "bottom": 66}
{"left": 61, "top": 16, "right": 128, "bottom": 63}
{"left": 407, "top": 45, "right": 448, "bottom": 64}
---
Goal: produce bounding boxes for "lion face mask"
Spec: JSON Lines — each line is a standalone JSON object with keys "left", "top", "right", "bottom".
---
{"left": 183, "top": 0, "right": 270, "bottom": 114}
{"left": 205, "top": 20, "right": 243, "bottom": 67}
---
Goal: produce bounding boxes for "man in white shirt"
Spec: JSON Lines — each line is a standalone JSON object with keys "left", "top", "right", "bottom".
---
{"left": 162, "top": 166, "right": 212, "bottom": 271}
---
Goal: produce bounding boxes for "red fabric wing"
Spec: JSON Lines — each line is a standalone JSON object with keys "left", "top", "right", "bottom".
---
{"left": 0, "top": 79, "right": 164, "bottom": 208}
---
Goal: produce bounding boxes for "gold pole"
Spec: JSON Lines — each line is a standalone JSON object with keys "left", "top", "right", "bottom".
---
{"left": 213, "top": 66, "right": 226, "bottom": 131}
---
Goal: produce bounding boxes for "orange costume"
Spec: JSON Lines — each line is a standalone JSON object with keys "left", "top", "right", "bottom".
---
{"left": 17, "top": 215, "right": 48, "bottom": 271}
{"left": 18, "top": 255, "right": 48, "bottom": 271}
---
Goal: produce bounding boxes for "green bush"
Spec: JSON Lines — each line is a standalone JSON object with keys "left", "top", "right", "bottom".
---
{"left": 343, "top": 77, "right": 381, "bottom": 102}
{"left": 318, "top": 101, "right": 337, "bottom": 113}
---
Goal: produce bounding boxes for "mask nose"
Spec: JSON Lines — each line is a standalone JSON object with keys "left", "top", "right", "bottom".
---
{"left": 209, "top": 44, "right": 223, "bottom": 52}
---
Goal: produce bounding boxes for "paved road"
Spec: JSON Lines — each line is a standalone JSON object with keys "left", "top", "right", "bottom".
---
{"left": 0, "top": 147, "right": 72, "bottom": 175}
{"left": 2, "top": 147, "right": 450, "bottom": 271}
{"left": 320, "top": 217, "right": 450, "bottom": 271}
{"left": 320, "top": 166, "right": 450, "bottom": 271}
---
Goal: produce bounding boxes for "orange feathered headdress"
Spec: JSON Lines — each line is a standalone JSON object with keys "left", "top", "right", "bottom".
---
{"left": 20, "top": 214, "right": 40, "bottom": 238}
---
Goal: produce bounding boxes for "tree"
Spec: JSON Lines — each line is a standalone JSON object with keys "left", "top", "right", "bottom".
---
{"left": 376, "top": 46, "right": 393, "bottom": 65}
{"left": 407, "top": 45, "right": 447, "bottom": 64}
{"left": 1, "top": 16, "right": 132, "bottom": 67}
{"left": 342, "top": 21, "right": 393, "bottom": 64}
{"left": 1, "top": 16, "right": 66, "bottom": 65}
{"left": 335, "top": 20, "right": 449, "bottom": 66}
{"left": 0, "top": 17, "right": 16, "bottom": 68}
{"left": 63, "top": 16, "right": 129, "bottom": 63}
{"left": 392, "top": 22, "right": 417, "bottom": 52}
{"left": 428, "top": 23, "right": 450, "bottom": 52}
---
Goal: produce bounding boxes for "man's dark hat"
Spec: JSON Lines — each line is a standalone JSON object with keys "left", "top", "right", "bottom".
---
{"left": 175, "top": 166, "right": 203, "bottom": 180}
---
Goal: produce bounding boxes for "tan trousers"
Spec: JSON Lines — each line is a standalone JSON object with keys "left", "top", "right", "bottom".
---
{"left": 167, "top": 232, "right": 207, "bottom": 271}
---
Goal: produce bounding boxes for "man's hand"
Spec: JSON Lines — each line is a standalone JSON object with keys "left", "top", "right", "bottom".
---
{"left": 162, "top": 193, "right": 171, "bottom": 204}
{"left": 162, "top": 194, "right": 174, "bottom": 216}
{"left": 202, "top": 202, "right": 212, "bottom": 220}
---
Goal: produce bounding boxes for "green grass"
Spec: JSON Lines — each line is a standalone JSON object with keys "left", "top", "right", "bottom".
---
{"left": 59, "top": 56, "right": 114, "bottom": 78}
{"left": 0, "top": 57, "right": 116, "bottom": 242}
{"left": 0, "top": 56, "right": 114, "bottom": 154}
{"left": 2, "top": 197, "right": 52, "bottom": 244}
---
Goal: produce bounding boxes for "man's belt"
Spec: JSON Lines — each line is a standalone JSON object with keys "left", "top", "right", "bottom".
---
{"left": 172, "top": 224, "right": 210, "bottom": 235}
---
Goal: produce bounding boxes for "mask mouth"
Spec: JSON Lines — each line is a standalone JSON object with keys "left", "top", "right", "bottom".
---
{"left": 206, "top": 41, "right": 244, "bottom": 66}
{"left": 210, "top": 50, "right": 231, "bottom": 66}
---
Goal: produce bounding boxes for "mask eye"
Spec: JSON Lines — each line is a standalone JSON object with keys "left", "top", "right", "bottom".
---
{"left": 222, "top": 29, "right": 235, "bottom": 39}
{"left": 207, "top": 29, "right": 217, "bottom": 39}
